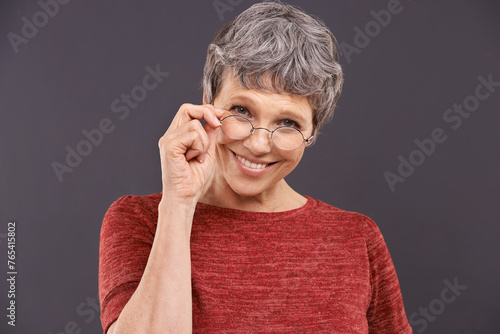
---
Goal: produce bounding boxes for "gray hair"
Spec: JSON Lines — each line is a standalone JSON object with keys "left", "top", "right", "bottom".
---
{"left": 202, "top": 0, "right": 343, "bottom": 141}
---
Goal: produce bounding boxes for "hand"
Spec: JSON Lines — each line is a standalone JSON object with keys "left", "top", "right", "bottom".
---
{"left": 158, "top": 103, "right": 224, "bottom": 203}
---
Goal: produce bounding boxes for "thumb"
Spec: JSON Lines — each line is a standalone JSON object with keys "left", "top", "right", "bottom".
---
{"left": 203, "top": 120, "right": 221, "bottom": 160}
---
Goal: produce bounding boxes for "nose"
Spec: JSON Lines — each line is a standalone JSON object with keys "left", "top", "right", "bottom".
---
{"left": 242, "top": 127, "right": 273, "bottom": 155}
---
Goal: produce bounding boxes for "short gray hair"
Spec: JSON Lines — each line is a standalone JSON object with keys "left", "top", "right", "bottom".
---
{"left": 202, "top": 1, "right": 343, "bottom": 140}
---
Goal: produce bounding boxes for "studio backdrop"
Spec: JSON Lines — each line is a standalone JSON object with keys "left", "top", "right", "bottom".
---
{"left": 0, "top": 0, "right": 499, "bottom": 333}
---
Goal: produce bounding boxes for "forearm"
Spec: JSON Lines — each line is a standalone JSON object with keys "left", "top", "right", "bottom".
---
{"left": 111, "top": 199, "right": 196, "bottom": 333}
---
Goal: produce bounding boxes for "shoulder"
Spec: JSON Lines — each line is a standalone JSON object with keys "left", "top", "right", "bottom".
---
{"left": 106, "top": 190, "right": 161, "bottom": 215}
{"left": 101, "top": 192, "right": 162, "bottom": 234}
{"left": 306, "top": 196, "right": 383, "bottom": 241}
{"left": 105, "top": 192, "right": 162, "bottom": 213}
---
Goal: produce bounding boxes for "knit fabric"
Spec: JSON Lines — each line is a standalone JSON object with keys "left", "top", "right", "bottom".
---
{"left": 99, "top": 193, "right": 412, "bottom": 333}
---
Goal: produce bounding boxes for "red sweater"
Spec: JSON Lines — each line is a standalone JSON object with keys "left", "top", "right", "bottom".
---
{"left": 98, "top": 193, "right": 412, "bottom": 333}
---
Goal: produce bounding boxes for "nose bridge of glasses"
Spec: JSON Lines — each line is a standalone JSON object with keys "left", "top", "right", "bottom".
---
{"left": 248, "top": 127, "right": 273, "bottom": 152}
{"left": 251, "top": 126, "right": 273, "bottom": 139}
{"left": 245, "top": 123, "right": 273, "bottom": 151}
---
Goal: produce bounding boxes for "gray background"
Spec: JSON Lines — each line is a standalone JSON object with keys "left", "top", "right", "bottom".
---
{"left": 1, "top": 0, "right": 499, "bottom": 333}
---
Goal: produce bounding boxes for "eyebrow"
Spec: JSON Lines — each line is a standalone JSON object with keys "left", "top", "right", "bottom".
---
{"left": 225, "top": 94, "right": 308, "bottom": 123}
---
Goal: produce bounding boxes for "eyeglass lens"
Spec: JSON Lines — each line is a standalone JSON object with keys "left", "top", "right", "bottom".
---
{"left": 220, "top": 115, "right": 305, "bottom": 150}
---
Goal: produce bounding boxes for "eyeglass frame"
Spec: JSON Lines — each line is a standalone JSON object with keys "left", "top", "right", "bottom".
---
{"left": 218, "top": 114, "right": 314, "bottom": 151}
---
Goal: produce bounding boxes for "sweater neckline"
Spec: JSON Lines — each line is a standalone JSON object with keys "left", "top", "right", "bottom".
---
{"left": 194, "top": 195, "right": 316, "bottom": 221}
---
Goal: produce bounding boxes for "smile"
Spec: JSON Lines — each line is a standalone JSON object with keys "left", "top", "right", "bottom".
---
{"left": 235, "top": 154, "right": 269, "bottom": 169}
{"left": 231, "top": 151, "right": 278, "bottom": 176}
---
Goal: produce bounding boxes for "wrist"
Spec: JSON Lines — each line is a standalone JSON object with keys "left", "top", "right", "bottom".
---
{"left": 159, "top": 191, "right": 199, "bottom": 208}
{"left": 157, "top": 198, "right": 196, "bottom": 239}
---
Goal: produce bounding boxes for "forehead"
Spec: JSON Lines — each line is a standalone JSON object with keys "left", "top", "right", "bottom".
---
{"left": 216, "top": 71, "right": 313, "bottom": 122}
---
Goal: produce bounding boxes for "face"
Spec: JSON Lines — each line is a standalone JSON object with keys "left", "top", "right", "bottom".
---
{"left": 206, "top": 73, "right": 314, "bottom": 199}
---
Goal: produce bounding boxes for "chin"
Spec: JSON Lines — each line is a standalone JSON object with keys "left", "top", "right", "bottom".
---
{"left": 212, "top": 139, "right": 302, "bottom": 200}
{"left": 226, "top": 181, "right": 271, "bottom": 198}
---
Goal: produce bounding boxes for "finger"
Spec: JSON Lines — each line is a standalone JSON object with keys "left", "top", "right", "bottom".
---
{"left": 201, "top": 103, "right": 225, "bottom": 118}
{"left": 173, "top": 103, "right": 223, "bottom": 129}
{"left": 195, "top": 119, "right": 222, "bottom": 163}
{"left": 188, "top": 120, "right": 221, "bottom": 164}
{"left": 201, "top": 119, "right": 221, "bottom": 162}
{"left": 164, "top": 120, "right": 210, "bottom": 161}
{"left": 185, "top": 148, "right": 202, "bottom": 162}
{"left": 175, "top": 130, "right": 207, "bottom": 162}
{"left": 182, "top": 121, "right": 211, "bottom": 161}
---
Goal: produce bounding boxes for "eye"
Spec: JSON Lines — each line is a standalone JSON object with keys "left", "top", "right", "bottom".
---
{"left": 230, "top": 105, "right": 250, "bottom": 116}
{"left": 280, "top": 119, "right": 301, "bottom": 129}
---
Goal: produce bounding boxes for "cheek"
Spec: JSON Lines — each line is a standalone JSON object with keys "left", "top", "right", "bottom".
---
{"left": 216, "top": 133, "right": 239, "bottom": 166}
{"left": 280, "top": 149, "right": 304, "bottom": 165}
{"left": 217, "top": 131, "right": 237, "bottom": 146}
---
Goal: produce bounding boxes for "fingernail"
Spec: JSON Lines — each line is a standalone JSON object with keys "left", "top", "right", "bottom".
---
{"left": 212, "top": 115, "right": 221, "bottom": 126}
{"left": 198, "top": 153, "right": 207, "bottom": 163}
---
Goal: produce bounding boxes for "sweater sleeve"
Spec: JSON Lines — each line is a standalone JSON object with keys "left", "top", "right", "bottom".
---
{"left": 98, "top": 195, "right": 156, "bottom": 334}
{"left": 364, "top": 218, "right": 413, "bottom": 334}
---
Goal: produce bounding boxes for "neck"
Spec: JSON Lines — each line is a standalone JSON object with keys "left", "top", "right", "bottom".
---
{"left": 199, "top": 175, "right": 306, "bottom": 213}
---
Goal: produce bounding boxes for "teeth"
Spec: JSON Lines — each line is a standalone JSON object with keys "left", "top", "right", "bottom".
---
{"left": 235, "top": 154, "right": 269, "bottom": 169}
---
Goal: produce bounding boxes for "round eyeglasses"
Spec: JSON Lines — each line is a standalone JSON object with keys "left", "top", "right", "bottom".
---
{"left": 219, "top": 115, "right": 314, "bottom": 151}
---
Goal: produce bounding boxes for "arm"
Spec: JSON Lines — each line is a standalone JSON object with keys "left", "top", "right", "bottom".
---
{"left": 99, "top": 103, "right": 223, "bottom": 333}
{"left": 364, "top": 219, "right": 413, "bottom": 334}
{"left": 108, "top": 199, "right": 196, "bottom": 333}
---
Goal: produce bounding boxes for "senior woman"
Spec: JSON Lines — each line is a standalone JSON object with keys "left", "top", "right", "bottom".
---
{"left": 99, "top": 1, "right": 412, "bottom": 333}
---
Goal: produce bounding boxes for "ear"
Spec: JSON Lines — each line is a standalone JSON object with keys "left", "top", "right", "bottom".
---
{"left": 203, "top": 90, "right": 208, "bottom": 105}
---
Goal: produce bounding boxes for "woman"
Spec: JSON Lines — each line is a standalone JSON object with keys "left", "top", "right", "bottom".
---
{"left": 99, "top": 1, "right": 412, "bottom": 333}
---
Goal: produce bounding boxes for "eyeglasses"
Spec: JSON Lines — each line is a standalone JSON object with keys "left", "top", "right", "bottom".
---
{"left": 219, "top": 115, "right": 314, "bottom": 151}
